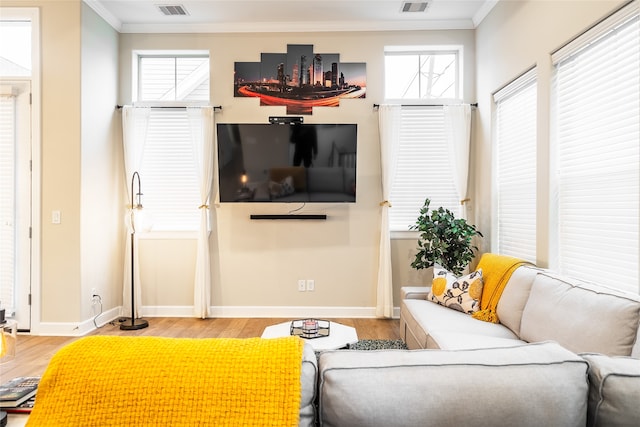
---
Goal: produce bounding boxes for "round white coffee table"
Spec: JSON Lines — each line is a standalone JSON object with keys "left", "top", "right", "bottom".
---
{"left": 261, "top": 320, "right": 358, "bottom": 351}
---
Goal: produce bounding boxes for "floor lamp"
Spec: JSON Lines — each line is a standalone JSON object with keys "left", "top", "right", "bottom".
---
{"left": 121, "top": 171, "right": 149, "bottom": 331}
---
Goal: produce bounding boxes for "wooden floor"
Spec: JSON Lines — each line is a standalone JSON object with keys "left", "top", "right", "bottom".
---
{"left": 2, "top": 317, "right": 400, "bottom": 379}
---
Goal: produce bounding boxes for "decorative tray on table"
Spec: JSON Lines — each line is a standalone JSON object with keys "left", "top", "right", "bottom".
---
{"left": 290, "top": 319, "right": 330, "bottom": 339}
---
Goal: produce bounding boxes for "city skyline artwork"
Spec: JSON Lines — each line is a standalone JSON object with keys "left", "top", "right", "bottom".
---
{"left": 234, "top": 44, "right": 366, "bottom": 115}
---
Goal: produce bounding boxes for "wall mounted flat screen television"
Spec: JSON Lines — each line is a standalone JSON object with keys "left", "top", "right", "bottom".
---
{"left": 217, "top": 123, "right": 357, "bottom": 203}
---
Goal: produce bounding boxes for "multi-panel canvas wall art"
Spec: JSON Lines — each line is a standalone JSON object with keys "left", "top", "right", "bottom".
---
{"left": 234, "top": 44, "right": 366, "bottom": 115}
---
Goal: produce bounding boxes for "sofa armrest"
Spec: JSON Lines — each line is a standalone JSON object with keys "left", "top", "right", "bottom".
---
{"left": 581, "top": 353, "right": 640, "bottom": 427}
{"left": 401, "top": 286, "right": 430, "bottom": 300}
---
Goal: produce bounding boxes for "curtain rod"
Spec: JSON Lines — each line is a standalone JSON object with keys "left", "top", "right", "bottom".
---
{"left": 116, "top": 105, "right": 222, "bottom": 110}
{"left": 373, "top": 103, "right": 477, "bottom": 109}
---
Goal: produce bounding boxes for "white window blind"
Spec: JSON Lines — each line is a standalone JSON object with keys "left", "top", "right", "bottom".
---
{"left": 139, "top": 108, "right": 201, "bottom": 231}
{"left": 552, "top": 4, "right": 639, "bottom": 293}
{"left": 0, "top": 95, "right": 16, "bottom": 315}
{"left": 494, "top": 69, "right": 537, "bottom": 263}
{"left": 389, "top": 107, "right": 460, "bottom": 231}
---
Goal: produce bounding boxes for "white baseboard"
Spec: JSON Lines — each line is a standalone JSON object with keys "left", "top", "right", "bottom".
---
{"left": 30, "top": 305, "right": 400, "bottom": 336}
{"left": 142, "top": 305, "right": 400, "bottom": 319}
{"left": 35, "top": 306, "right": 121, "bottom": 336}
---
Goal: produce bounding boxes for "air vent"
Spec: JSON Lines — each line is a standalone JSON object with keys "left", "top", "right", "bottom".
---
{"left": 401, "top": 1, "right": 429, "bottom": 13}
{"left": 156, "top": 4, "right": 189, "bottom": 16}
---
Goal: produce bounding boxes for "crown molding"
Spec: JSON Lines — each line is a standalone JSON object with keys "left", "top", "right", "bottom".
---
{"left": 83, "top": 0, "right": 122, "bottom": 32}
{"left": 119, "top": 19, "right": 476, "bottom": 34}
{"left": 472, "top": 0, "right": 500, "bottom": 27}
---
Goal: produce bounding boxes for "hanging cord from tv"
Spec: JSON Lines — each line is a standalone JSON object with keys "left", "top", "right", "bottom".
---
{"left": 288, "top": 203, "right": 306, "bottom": 214}
{"left": 92, "top": 295, "right": 104, "bottom": 328}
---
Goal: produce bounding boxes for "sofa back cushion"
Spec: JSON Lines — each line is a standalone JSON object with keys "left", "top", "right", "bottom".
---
{"left": 581, "top": 353, "right": 640, "bottom": 427}
{"left": 520, "top": 272, "right": 640, "bottom": 356}
{"left": 633, "top": 328, "right": 640, "bottom": 358}
{"left": 496, "top": 265, "right": 539, "bottom": 336}
{"left": 318, "top": 341, "right": 588, "bottom": 427}
{"left": 300, "top": 343, "right": 318, "bottom": 427}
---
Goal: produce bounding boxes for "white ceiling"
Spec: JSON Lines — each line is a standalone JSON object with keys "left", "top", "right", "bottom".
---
{"left": 85, "top": 0, "right": 499, "bottom": 33}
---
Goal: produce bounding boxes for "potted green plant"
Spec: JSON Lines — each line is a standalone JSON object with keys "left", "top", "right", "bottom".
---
{"left": 410, "top": 198, "right": 483, "bottom": 276}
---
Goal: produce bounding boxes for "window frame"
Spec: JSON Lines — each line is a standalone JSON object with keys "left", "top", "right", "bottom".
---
{"left": 549, "top": 3, "right": 639, "bottom": 293}
{"left": 383, "top": 45, "right": 463, "bottom": 104}
{"left": 383, "top": 45, "right": 465, "bottom": 238}
{"left": 132, "top": 50, "right": 210, "bottom": 107}
{"left": 492, "top": 67, "right": 538, "bottom": 264}
{"left": 130, "top": 50, "right": 211, "bottom": 234}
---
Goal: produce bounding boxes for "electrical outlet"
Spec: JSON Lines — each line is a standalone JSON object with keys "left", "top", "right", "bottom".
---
{"left": 91, "top": 288, "right": 101, "bottom": 305}
{"left": 306, "top": 279, "right": 315, "bottom": 291}
{"left": 297, "top": 279, "right": 306, "bottom": 292}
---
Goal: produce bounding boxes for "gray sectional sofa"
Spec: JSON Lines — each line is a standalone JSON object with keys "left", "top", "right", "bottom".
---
{"left": 307, "top": 262, "right": 640, "bottom": 427}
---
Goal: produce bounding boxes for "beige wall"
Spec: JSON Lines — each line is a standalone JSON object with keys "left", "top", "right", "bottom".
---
{"left": 3, "top": 0, "right": 85, "bottom": 324}
{"left": 14, "top": 0, "right": 627, "bottom": 328}
{"left": 473, "top": 0, "right": 627, "bottom": 268}
{"left": 3, "top": 1, "right": 121, "bottom": 331}
{"left": 80, "top": 3, "right": 122, "bottom": 320}
{"left": 118, "top": 30, "right": 475, "bottom": 316}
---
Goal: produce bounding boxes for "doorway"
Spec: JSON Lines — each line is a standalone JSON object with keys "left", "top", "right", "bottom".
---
{"left": 0, "top": 80, "right": 31, "bottom": 330}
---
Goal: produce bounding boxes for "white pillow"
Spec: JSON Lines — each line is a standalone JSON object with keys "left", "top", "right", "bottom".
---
{"left": 428, "top": 267, "right": 484, "bottom": 314}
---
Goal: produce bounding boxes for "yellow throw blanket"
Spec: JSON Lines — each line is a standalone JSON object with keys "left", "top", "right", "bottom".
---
{"left": 27, "top": 335, "right": 304, "bottom": 427}
{"left": 472, "top": 253, "right": 531, "bottom": 323}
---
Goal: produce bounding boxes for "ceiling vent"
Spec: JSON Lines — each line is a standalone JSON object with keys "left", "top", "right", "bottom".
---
{"left": 156, "top": 4, "right": 189, "bottom": 16}
{"left": 401, "top": 1, "right": 430, "bottom": 13}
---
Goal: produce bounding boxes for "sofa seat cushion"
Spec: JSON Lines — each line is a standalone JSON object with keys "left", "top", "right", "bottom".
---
{"left": 401, "top": 299, "right": 519, "bottom": 350}
{"left": 426, "top": 331, "right": 527, "bottom": 350}
{"left": 581, "top": 353, "right": 640, "bottom": 427}
{"left": 318, "top": 342, "right": 588, "bottom": 427}
{"left": 520, "top": 272, "right": 640, "bottom": 356}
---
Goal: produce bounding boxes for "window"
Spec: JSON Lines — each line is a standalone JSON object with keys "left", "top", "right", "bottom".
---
{"left": 494, "top": 69, "right": 537, "bottom": 263}
{"left": 133, "top": 52, "right": 210, "bottom": 232}
{"left": 551, "top": 4, "right": 639, "bottom": 292}
{"left": 385, "top": 47, "right": 461, "bottom": 101}
{"left": 385, "top": 46, "right": 463, "bottom": 233}
{"left": 0, "top": 19, "right": 31, "bottom": 76}
{"left": 139, "top": 109, "right": 201, "bottom": 231}
{"left": 389, "top": 107, "right": 460, "bottom": 232}
{"left": 137, "top": 55, "right": 209, "bottom": 103}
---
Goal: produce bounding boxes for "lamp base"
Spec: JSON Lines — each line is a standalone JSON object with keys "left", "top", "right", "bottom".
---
{"left": 119, "top": 318, "right": 149, "bottom": 331}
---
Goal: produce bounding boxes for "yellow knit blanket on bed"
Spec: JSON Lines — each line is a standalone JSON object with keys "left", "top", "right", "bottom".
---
{"left": 472, "top": 253, "right": 531, "bottom": 323}
{"left": 27, "top": 335, "right": 304, "bottom": 427}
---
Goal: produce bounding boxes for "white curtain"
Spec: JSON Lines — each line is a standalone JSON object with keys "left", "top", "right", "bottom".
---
{"left": 443, "top": 104, "right": 472, "bottom": 218}
{"left": 376, "top": 104, "right": 401, "bottom": 318}
{"left": 121, "top": 106, "right": 150, "bottom": 317}
{"left": 187, "top": 107, "right": 214, "bottom": 318}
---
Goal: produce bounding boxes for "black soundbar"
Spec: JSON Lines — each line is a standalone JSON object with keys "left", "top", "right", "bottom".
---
{"left": 250, "top": 214, "right": 327, "bottom": 220}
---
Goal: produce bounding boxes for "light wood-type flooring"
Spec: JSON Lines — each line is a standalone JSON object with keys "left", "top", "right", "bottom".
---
{"left": 2, "top": 317, "right": 401, "bottom": 379}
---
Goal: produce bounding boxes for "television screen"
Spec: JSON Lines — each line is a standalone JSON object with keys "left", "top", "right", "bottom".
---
{"left": 217, "top": 123, "right": 357, "bottom": 203}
